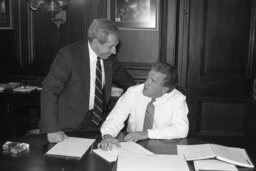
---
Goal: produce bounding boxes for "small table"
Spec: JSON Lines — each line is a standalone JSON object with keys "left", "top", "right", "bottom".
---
{"left": 0, "top": 131, "right": 255, "bottom": 171}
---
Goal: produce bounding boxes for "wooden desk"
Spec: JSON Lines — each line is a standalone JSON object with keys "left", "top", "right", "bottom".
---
{"left": 0, "top": 131, "right": 255, "bottom": 171}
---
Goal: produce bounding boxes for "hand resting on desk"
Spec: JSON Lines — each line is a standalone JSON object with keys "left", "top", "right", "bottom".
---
{"left": 98, "top": 131, "right": 148, "bottom": 151}
{"left": 47, "top": 131, "right": 68, "bottom": 143}
{"left": 98, "top": 134, "right": 121, "bottom": 151}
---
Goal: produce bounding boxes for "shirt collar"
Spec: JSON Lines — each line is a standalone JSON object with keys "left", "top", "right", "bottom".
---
{"left": 88, "top": 41, "right": 98, "bottom": 61}
{"left": 153, "top": 89, "right": 176, "bottom": 105}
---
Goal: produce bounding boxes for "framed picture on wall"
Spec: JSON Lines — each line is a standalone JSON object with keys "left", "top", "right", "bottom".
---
{"left": 110, "top": 0, "right": 158, "bottom": 30}
{"left": 0, "top": 0, "right": 13, "bottom": 29}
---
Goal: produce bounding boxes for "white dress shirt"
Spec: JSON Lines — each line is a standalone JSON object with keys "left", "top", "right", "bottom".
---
{"left": 88, "top": 42, "right": 105, "bottom": 110}
{"left": 101, "top": 84, "right": 189, "bottom": 139}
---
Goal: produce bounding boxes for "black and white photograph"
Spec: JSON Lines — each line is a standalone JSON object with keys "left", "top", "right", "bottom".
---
{"left": 113, "top": 0, "right": 158, "bottom": 29}
{"left": 0, "top": 0, "right": 256, "bottom": 170}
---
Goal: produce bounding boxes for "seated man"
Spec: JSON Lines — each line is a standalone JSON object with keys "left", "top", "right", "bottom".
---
{"left": 98, "top": 63, "right": 189, "bottom": 150}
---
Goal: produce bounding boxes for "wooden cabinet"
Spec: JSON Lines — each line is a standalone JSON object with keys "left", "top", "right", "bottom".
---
{"left": 0, "top": 90, "right": 119, "bottom": 139}
{"left": 0, "top": 96, "right": 12, "bottom": 139}
{"left": 0, "top": 92, "right": 40, "bottom": 139}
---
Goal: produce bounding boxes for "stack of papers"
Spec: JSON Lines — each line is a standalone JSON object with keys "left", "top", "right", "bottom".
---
{"left": 93, "top": 141, "right": 154, "bottom": 162}
{"left": 45, "top": 137, "right": 95, "bottom": 160}
{"left": 177, "top": 144, "right": 254, "bottom": 168}
{"left": 117, "top": 153, "right": 190, "bottom": 171}
{"left": 6, "top": 82, "right": 22, "bottom": 89}
{"left": 194, "top": 159, "right": 238, "bottom": 171}
{"left": 0, "top": 82, "right": 22, "bottom": 92}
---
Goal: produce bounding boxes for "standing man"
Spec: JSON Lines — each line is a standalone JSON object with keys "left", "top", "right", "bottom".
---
{"left": 39, "top": 18, "right": 135, "bottom": 143}
{"left": 98, "top": 63, "right": 189, "bottom": 150}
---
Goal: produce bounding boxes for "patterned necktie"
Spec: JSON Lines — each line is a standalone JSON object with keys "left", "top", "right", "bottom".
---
{"left": 143, "top": 98, "right": 156, "bottom": 131}
{"left": 92, "top": 57, "right": 103, "bottom": 126}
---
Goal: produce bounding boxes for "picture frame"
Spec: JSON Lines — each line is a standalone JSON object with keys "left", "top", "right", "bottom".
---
{"left": 0, "top": 0, "right": 13, "bottom": 29}
{"left": 110, "top": 0, "right": 158, "bottom": 30}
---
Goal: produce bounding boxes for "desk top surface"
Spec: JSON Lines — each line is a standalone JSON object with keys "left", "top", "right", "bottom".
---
{"left": 0, "top": 131, "right": 255, "bottom": 171}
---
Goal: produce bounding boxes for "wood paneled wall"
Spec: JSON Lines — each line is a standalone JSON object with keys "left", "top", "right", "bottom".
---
{"left": 0, "top": 0, "right": 108, "bottom": 78}
{"left": 187, "top": 0, "right": 256, "bottom": 144}
{"left": 1, "top": 0, "right": 255, "bottom": 143}
{"left": 0, "top": 0, "right": 180, "bottom": 84}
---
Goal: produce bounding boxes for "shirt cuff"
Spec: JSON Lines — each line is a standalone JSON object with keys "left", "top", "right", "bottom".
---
{"left": 147, "top": 129, "right": 156, "bottom": 139}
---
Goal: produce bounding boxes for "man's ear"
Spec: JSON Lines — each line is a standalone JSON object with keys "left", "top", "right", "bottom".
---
{"left": 91, "top": 39, "right": 99, "bottom": 46}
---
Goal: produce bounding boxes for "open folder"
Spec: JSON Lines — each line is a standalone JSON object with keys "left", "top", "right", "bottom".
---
{"left": 177, "top": 144, "right": 254, "bottom": 168}
{"left": 45, "top": 137, "right": 95, "bottom": 160}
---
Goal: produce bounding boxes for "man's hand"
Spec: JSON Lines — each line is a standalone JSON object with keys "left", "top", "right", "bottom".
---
{"left": 47, "top": 131, "right": 68, "bottom": 143}
{"left": 98, "top": 134, "right": 121, "bottom": 151}
{"left": 124, "top": 131, "right": 148, "bottom": 142}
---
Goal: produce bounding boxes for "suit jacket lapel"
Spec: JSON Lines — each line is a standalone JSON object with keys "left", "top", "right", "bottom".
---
{"left": 104, "top": 59, "right": 112, "bottom": 103}
{"left": 80, "top": 42, "right": 90, "bottom": 106}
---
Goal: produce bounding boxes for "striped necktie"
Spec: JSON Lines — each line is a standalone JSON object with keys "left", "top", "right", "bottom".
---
{"left": 143, "top": 98, "right": 156, "bottom": 131}
{"left": 92, "top": 57, "right": 103, "bottom": 126}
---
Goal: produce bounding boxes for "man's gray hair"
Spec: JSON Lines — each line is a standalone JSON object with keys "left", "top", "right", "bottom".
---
{"left": 88, "top": 18, "right": 119, "bottom": 44}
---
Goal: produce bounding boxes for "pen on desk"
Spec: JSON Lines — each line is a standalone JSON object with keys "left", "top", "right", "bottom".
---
{"left": 246, "top": 158, "right": 251, "bottom": 165}
{"left": 89, "top": 143, "right": 94, "bottom": 154}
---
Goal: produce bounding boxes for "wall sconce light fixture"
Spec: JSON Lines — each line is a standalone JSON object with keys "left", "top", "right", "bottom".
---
{"left": 27, "top": 0, "right": 70, "bottom": 29}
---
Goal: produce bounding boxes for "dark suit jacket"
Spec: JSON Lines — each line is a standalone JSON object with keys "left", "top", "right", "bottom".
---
{"left": 39, "top": 40, "right": 135, "bottom": 133}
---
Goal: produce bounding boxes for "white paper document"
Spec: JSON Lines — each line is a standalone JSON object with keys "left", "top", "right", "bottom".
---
{"left": 177, "top": 144, "right": 214, "bottom": 160}
{"left": 93, "top": 141, "right": 154, "bottom": 162}
{"left": 117, "top": 153, "right": 190, "bottom": 171}
{"left": 45, "top": 137, "right": 95, "bottom": 160}
{"left": 111, "top": 87, "right": 124, "bottom": 97}
{"left": 177, "top": 144, "right": 254, "bottom": 168}
{"left": 194, "top": 159, "right": 238, "bottom": 171}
